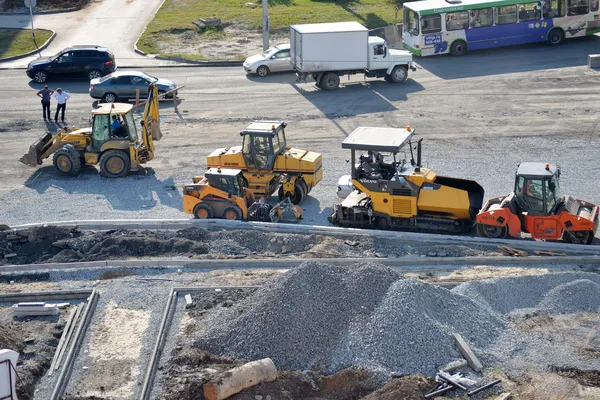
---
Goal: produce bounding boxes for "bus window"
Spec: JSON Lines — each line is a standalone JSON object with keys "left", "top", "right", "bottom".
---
{"left": 545, "top": 0, "right": 566, "bottom": 16}
{"left": 404, "top": 9, "right": 419, "bottom": 35}
{"left": 446, "top": 11, "right": 469, "bottom": 30}
{"left": 496, "top": 5, "right": 518, "bottom": 24}
{"left": 421, "top": 14, "right": 442, "bottom": 33}
{"left": 469, "top": 8, "right": 494, "bottom": 27}
{"left": 518, "top": 3, "right": 541, "bottom": 20}
{"left": 567, "top": 0, "right": 589, "bottom": 14}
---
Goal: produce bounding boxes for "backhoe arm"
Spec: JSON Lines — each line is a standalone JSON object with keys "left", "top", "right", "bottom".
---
{"left": 140, "top": 83, "right": 162, "bottom": 161}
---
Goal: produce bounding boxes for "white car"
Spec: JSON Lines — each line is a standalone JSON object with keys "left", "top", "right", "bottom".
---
{"left": 336, "top": 174, "right": 354, "bottom": 199}
{"left": 243, "top": 44, "right": 293, "bottom": 77}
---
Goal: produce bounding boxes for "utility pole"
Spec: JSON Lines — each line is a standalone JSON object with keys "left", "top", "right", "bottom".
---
{"left": 262, "top": 0, "right": 269, "bottom": 51}
{"left": 24, "top": 0, "right": 40, "bottom": 56}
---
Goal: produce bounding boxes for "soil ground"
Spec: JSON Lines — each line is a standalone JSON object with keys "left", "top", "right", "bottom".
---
{"left": 0, "top": 305, "right": 69, "bottom": 399}
{"left": 0, "top": 226, "right": 507, "bottom": 266}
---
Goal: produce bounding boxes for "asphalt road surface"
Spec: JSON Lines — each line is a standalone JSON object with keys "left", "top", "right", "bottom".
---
{"left": 1, "top": 37, "right": 600, "bottom": 232}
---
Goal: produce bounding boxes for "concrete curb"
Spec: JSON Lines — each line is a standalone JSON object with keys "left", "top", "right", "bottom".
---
{"left": 0, "top": 6, "right": 81, "bottom": 15}
{"left": 0, "top": 29, "right": 55, "bottom": 62}
{"left": 2, "top": 255, "right": 599, "bottom": 274}
{"left": 0, "top": 289, "right": 92, "bottom": 302}
{"left": 9, "top": 218, "right": 600, "bottom": 255}
{"left": 152, "top": 55, "right": 243, "bottom": 66}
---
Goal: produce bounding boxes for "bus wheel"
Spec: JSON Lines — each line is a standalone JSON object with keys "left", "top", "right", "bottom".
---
{"left": 450, "top": 40, "right": 467, "bottom": 56}
{"left": 547, "top": 28, "right": 564, "bottom": 46}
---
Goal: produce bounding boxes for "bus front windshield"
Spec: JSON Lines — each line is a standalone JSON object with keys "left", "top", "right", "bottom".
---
{"left": 404, "top": 9, "right": 419, "bottom": 36}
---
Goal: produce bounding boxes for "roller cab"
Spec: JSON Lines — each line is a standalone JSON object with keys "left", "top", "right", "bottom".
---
{"left": 477, "top": 162, "right": 598, "bottom": 244}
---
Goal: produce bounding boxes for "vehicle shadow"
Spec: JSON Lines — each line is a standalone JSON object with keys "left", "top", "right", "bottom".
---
{"left": 28, "top": 80, "right": 91, "bottom": 94}
{"left": 23, "top": 166, "right": 182, "bottom": 212}
{"left": 417, "top": 35, "right": 600, "bottom": 80}
{"left": 289, "top": 78, "right": 425, "bottom": 136}
{"left": 245, "top": 71, "right": 297, "bottom": 83}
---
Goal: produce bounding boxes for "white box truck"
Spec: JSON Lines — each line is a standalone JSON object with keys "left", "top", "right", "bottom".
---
{"left": 290, "top": 21, "right": 415, "bottom": 90}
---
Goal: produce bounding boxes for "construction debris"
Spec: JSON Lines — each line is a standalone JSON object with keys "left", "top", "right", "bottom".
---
{"left": 495, "top": 393, "right": 513, "bottom": 400}
{"left": 202, "top": 358, "right": 278, "bottom": 400}
{"left": 498, "top": 246, "right": 529, "bottom": 257}
{"left": 452, "top": 333, "right": 483, "bottom": 372}
{"left": 467, "top": 379, "right": 502, "bottom": 396}
{"left": 440, "top": 358, "right": 468, "bottom": 372}
{"left": 12, "top": 302, "right": 59, "bottom": 317}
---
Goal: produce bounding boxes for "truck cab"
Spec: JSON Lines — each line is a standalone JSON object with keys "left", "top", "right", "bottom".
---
{"left": 367, "top": 36, "right": 414, "bottom": 74}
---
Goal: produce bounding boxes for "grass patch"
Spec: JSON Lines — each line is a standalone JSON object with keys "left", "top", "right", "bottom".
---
{"left": 138, "top": 0, "right": 399, "bottom": 56}
{"left": 0, "top": 28, "right": 53, "bottom": 59}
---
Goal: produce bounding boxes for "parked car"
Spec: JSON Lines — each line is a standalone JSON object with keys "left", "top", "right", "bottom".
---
{"left": 26, "top": 45, "right": 116, "bottom": 84}
{"left": 243, "top": 44, "right": 293, "bottom": 77}
{"left": 336, "top": 174, "right": 354, "bottom": 199}
{"left": 89, "top": 70, "right": 177, "bottom": 103}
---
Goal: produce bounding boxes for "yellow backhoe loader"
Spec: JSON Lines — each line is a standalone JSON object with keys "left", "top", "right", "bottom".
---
{"left": 329, "top": 126, "right": 484, "bottom": 233}
{"left": 183, "top": 167, "right": 302, "bottom": 222}
{"left": 20, "top": 84, "right": 162, "bottom": 178}
{"left": 206, "top": 121, "right": 322, "bottom": 204}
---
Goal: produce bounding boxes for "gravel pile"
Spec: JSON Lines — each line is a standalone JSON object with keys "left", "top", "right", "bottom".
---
{"left": 453, "top": 272, "right": 600, "bottom": 314}
{"left": 192, "top": 262, "right": 505, "bottom": 375}
{"left": 192, "top": 265, "right": 600, "bottom": 378}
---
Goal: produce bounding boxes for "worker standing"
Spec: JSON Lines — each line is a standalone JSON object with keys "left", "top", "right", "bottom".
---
{"left": 54, "top": 88, "right": 71, "bottom": 123}
{"left": 36, "top": 84, "right": 54, "bottom": 121}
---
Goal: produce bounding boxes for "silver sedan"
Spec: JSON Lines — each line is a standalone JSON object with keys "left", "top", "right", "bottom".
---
{"left": 243, "top": 44, "right": 293, "bottom": 77}
{"left": 89, "top": 70, "right": 177, "bottom": 103}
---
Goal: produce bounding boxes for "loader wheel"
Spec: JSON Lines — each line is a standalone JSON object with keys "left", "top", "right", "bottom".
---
{"left": 563, "top": 230, "right": 594, "bottom": 244}
{"left": 193, "top": 203, "right": 214, "bottom": 219}
{"left": 476, "top": 223, "right": 507, "bottom": 239}
{"left": 223, "top": 205, "right": 242, "bottom": 220}
{"left": 99, "top": 150, "right": 130, "bottom": 178}
{"left": 53, "top": 144, "right": 81, "bottom": 176}
{"left": 377, "top": 217, "right": 390, "bottom": 230}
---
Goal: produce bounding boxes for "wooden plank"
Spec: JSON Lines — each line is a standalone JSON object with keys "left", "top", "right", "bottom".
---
{"left": 54, "top": 302, "right": 84, "bottom": 371}
{"left": 184, "top": 294, "right": 192, "bottom": 305}
{"left": 48, "top": 305, "right": 78, "bottom": 376}
{"left": 452, "top": 333, "right": 483, "bottom": 372}
{"left": 495, "top": 393, "right": 513, "bottom": 400}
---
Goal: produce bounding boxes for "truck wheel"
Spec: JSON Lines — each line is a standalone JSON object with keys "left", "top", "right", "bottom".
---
{"left": 450, "top": 40, "right": 467, "bottom": 56}
{"left": 547, "top": 28, "right": 564, "bottom": 46}
{"left": 256, "top": 65, "right": 270, "bottom": 77}
{"left": 53, "top": 144, "right": 81, "bottom": 176}
{"left": 193, "top": 203, "right": 214, "bottom": 219}
{"left": 223, "top": 205, "right": 243, "bottom": 220}
{"left": 321, "top": 72, "right": 340, "bottom": 90}
{"left": 389, "top": 66, "right": 408, "bottom": 83}
{"left": 99, "top": 150, "right": 130, "bottom": 178}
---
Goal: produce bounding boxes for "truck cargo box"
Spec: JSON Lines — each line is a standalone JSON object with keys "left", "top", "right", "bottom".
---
{"left": 290, "top": 21, "right": 369, "bottom": 73}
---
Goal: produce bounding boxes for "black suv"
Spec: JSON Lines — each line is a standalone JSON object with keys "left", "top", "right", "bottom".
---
{"left": 26, "top": 45, "right": 116, "bottom": 84}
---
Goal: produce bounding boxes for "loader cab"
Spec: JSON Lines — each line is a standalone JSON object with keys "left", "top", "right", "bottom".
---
{"left": 90, "top": 103, "right": 137, "bottom": 151}
{"left": 240, "top": 121, "right": 287, "bottom": 171}
{"left": 205, "top": 168, "right": 247, "bottom": 198}
{"left": 514, "top": 162, "right": 561, "bottom": 216}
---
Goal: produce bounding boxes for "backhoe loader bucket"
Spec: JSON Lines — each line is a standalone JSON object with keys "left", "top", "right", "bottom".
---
{"left": 20, "top": 132, "right": 53, "bottom": 167}
{"left": 269, "top": 198, "right": 303, "bottom": 223}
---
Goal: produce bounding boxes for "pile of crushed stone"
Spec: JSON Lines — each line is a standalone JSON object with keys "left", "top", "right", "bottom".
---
{"left": 192, "top": 263, "right": 600, "bottom": 378}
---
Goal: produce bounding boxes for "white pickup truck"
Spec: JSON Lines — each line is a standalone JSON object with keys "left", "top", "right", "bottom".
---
{"left": 290, "top": 21, "right": 416, "bottom": 90}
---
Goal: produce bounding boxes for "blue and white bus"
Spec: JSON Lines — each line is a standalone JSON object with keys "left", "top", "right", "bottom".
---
{"left": 402, "top": 0, "right": 600, "bottom": 56}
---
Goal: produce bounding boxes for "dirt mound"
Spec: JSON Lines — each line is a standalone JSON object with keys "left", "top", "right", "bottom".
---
{"left": 361, "top": 375, "right": 435, "bottom": 400}
{"left": 0, "top": 324, "right": 23, "bottom": 351}
{"left": 1, "top": 226, "right": 499, "bottom": 265}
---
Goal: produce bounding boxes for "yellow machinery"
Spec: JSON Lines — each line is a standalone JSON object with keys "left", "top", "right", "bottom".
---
{"left": 206, "top": 121, "right": 322, "bottom": 204}
{"left": 183, "top": 167, "right": 302, "bottom": 222}
{"left": 20, "top": 84, "right": 162, "bottom": 178}
{"left": 329, "top": 126, "right": 484, "bottom": 233}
